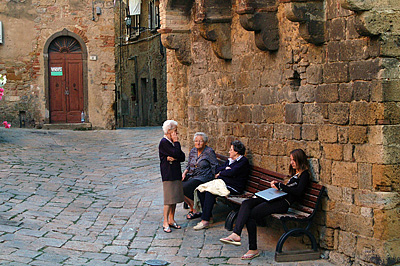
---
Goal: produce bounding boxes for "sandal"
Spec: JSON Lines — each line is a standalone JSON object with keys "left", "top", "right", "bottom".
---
{"left": 169, "top": 222, "right": 181, "bottom": 229}
{"left": 186, "top": 212, "right": 202, "bottom": 220}
{"left": 241, "top": 252, "right": 259, "bottom": 260}
{"left": 220, "top": 237, "right": 241, "bottom": 246}
{"left": 163, "top": 226, "right": 172, "bottom": 233}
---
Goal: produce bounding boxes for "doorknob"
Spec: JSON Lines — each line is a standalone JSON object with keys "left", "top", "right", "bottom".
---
{"left": 65, "top": 89, "right": 70, "bottom": 95}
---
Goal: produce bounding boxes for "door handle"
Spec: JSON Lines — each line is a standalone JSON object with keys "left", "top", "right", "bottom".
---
{"left": 65, "top": 89, "right": 70, "bottom": 95}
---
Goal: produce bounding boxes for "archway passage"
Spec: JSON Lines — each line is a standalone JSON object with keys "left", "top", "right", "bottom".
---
{"left": 49, "top": 36, "right": 84, "bottom": 123}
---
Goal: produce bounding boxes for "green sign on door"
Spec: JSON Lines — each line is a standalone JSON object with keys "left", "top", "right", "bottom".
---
{"left": 51, "top": 67, "right": 63, "bottom": 76}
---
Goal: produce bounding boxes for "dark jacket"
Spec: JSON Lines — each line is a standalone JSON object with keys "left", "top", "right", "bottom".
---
{"left": 217, "top": 156, "right": 250, "bottom": 194}
{"left": 185, "top": 146, "right": 218, "bottom": 183}
{"left": 279, "top": 170, "right": 310, "bottom": 204}
{"left": 159, "top": 137, "right": 185, "bottom": 182}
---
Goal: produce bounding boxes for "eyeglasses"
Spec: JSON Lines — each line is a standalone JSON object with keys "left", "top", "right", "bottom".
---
{"left": 194, "top": 140, "right": 204, "bottom": 143}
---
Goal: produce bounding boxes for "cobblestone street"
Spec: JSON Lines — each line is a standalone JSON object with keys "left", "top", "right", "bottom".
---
{"left": 0, "top": 128, "right": 334, "bottom": 266}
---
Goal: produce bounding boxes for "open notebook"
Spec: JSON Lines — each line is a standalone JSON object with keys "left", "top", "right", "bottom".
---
{"left": 255, "top": 188, "right": 287, "bottom": 201}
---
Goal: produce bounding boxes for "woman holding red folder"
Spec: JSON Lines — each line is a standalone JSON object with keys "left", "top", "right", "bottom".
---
{"left": 219, "top": 149, "right": 310, "bottom": 260}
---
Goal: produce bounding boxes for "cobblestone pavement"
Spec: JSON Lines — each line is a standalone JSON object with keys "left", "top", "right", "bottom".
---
{"left": 0, "top": 128, "right": 335, "bottom": 266}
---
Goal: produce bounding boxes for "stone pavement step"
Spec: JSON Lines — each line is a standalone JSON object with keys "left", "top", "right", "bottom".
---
{"left": 0, "top": 128, "right": 336, "bottom": 265}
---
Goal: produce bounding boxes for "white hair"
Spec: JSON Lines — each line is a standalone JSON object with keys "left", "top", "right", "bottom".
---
{"left": 193, "top": 132, "right": 208, "bottom": 143}
{"left": 162, "top": 120, "right": 178, "bottom": 134}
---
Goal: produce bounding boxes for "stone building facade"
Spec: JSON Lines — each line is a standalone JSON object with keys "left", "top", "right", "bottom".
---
{"left": 114, "top": 0, "right": 167, "bottom": 127}
{"left": 159, "top": 0, "right": 400, "bottom": 265}
{"left": 0, "top": 0, "right": 115, "bottom": 129}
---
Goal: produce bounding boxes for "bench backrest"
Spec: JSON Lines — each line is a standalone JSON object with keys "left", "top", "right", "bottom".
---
{"left": 216, "top": 153, "right": 325, "bottom": 219}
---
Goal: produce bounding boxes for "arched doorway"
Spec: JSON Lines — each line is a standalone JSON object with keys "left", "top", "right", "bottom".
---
{"left": 47, "top": 36, "right": 84, "bottom": 123}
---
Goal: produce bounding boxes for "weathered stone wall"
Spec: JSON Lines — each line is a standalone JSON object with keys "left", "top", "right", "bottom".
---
{"left": 160, "top": 0, "right": 400, "bottom": 265}
{"left": 0, "top": 0, "right": 115, "bottom": 129}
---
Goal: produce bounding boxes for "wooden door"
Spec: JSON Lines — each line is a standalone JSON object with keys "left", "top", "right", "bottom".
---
{"left": 49, "top": 37, "right": 83, "bottom": 123}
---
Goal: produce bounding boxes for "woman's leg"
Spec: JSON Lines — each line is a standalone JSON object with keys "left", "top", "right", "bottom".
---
{"left": 246, "top": 199, "right": 289, "bottom": 251}
{"left": 233, "top": 197, "right": 266, "bottom": 236}
{"left": 200, "top": 191, "right": 216, "bottom": 222}
{"left": 168, "top": 203, "right": 177, "bottom": 224}
{"left": 163, "top": 204, "right": 171, "bottom": 231}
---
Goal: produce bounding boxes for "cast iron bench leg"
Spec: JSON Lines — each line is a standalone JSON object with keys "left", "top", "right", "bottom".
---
{"left": 225, "top": 210, "right": 238, "bottom": 231}
{"left": 275, "top": 228, "right": 318, "bottom": 253}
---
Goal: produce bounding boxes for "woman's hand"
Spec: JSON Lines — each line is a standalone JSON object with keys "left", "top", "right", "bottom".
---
{"left": 182, "top": 170, "right": 188, "bottom": 181}
{"left": 215, "top": 173, "right": 220, "bottom": 179}
{"left": 167, "top": 156, "right": 176, "bottom": 163}
{"left": 171, "top": 131, "right": 178, "bottom": 142}
{"left": 271, "top": 180, "right": 279, "bottom": 190}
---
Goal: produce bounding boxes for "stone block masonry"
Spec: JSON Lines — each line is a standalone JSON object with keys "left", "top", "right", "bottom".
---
{"left": 160, "top": 0, "right": 400, "bottom": 264}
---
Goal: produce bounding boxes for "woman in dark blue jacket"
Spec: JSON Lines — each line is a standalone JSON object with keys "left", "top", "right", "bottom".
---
{"left": 193, "top": 140, "right": 250, "bottom": 230}
{"left": 219, "top": 149, "right": 310, "bottom": 260}
{"left": 159, "top": 120, "right": 185, "bottom": 233}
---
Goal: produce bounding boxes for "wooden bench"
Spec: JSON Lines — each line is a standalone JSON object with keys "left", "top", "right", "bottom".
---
{"left": 216, "top": 153, "right": 325, "bottom": 262}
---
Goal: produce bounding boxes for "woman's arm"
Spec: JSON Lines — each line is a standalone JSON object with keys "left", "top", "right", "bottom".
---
{"left": 279, "top": 171, "right": 309, "bottom": 197}
{"left": 218, "top": 157, "right": 249, "bottom": 178}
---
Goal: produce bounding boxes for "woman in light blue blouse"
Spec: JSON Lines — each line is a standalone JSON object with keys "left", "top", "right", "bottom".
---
{"left": 182, "top": 132, "right": 218, "bottom": 220}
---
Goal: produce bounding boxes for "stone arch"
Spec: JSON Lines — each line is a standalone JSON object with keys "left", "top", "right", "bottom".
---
{"left": 43, "top": 28, "right": 88, "bottom": 124}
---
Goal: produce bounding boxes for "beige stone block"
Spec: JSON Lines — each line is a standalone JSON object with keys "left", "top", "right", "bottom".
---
{"left": 248, "top": 138, "right": 267, "bottom": 156}
{"left": 338, "top": 126, "right": 349, "bottom": 144}
{"left": 304, "top": 103, "right": 328, "bottom": 124}
{"left": 360, "top": 207, "right": 374, "bottom": 218}
{"left": 305, "top": 141, "right": 322, "bottom": 158}
{"left": 308, "top": 158, "right": 320, "bottom": 182}
{"left": 276, "top": 156, "right": 290, "bottom": 174}
{"left": 320, "top": 159, "right": 332, "bottom": 184}
{"left": 326, "top": 185, "right": 343, "bottom": 202}
{"left": 335, "top": 202, "right": 352, "bottom": 213}
{"left": 261, "top": 155, "right": 277, "bottom": 172}
{"left": 368, "top": 125, "right": 383, "bottom": 145}
{"left": 349, "top": 126, "right": 368, "bottom": 144}
{"left": 354, "top": 144, "right": 384, "bottom": 164}
{"left": 343, "top": 144, "right": 354, "bottom": 162}
{"left": 323, "top": 144, "right": 344, "bottom": 160}
{"left": 373, "top": 208, "right": 400, "bottom": 240}
{"left": 259, "top": 124, "right": 273, "bottom": 138}
{"left": 350, "top": 102, "right": 382, "bottom": 125}
{"left": 358, "top": 163, "right": 372, "bottom": 190}
{"left": 338, "top": 231, "right": 357, "bottom": 257}
{"left": 293, "top": 125, "right": 301, "bottom": 140}
{"left": 326, "top": 211, "right": 346, "bottom": 229}
{"left": 383, "top": 125, "right": 400, "bottom": 146}
{"left": 356, "top": 236, "right": 400, "bottom": 265}
{"left": 345, "top": 213, "right": 373, "bottom": 237}
{"left": 318, "top": 124, "right": 338, "bottom": 143}
{"left": 332, "top": 161, "right": 358, "bottom": 189}
{"left": 355, "top": 190, "right": 399, "bottom": 210}
{"left": 343, "top": 187, "right": 355, "bottom": 203}
{"left": 268, "top": 140, "right": 287, "bottom": 156}
{"left": 302, "top": 124, "right": 318, "bottom": 140}
{"left": 264, "top": 104, "right": 284, "bottom": 123}
{"left": 372, "top": 164, "right": 393, "bottom": 191}
{"left": 273, "top": 124, "right": 294, "bottom": 140}
{"left": 328, "top": 251, "right": 352, "bottom": 266}
{"left": 318, "top": 226, "right": 335, "bottom": 249}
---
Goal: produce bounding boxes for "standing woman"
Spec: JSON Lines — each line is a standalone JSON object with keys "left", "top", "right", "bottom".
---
{"left": 159, "top": 120, "right": 185, "bottom": 233}
{"left": 219, "top": 149, "right": 310, "bottom": 260}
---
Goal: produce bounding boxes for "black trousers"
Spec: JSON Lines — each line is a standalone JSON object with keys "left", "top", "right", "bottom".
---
{"left": 197, "top": 188, "right": 240, "bottom": 221}
{"left": 233, "top": 197, "right": 289, "bottom": 250}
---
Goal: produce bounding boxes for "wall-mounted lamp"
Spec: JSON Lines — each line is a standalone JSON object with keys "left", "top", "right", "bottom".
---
{"left": 0, "top": 21, "right": 3, "bottom": 44}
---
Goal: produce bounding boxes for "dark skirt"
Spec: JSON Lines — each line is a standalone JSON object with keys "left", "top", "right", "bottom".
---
{"left": 182, "top": 178, "right": 204, "bottom": 201}
{"left": 163, "top": 180, "right": 184, "bottom": 205}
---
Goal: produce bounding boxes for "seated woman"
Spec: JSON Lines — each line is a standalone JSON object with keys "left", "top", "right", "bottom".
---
{"left": 193, "top": 140, "right": 250, "bottom": 230}
{"left": 219, "top": 149, "right": 310, "bottom": 260}
{"left": 182, "top": 132, "right": 218, "bottom": 220}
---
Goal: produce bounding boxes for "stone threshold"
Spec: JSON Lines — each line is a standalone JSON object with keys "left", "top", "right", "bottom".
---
{"left": 42, "top": 123, "right": 92, "bottom": 130}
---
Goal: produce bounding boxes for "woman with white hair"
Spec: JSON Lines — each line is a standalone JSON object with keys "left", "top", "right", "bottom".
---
{"left": 159, "top": 120, "right": 185, "bottom": 233}
{"left": 182, "top": 132, "right": 218, "bottom": 220}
